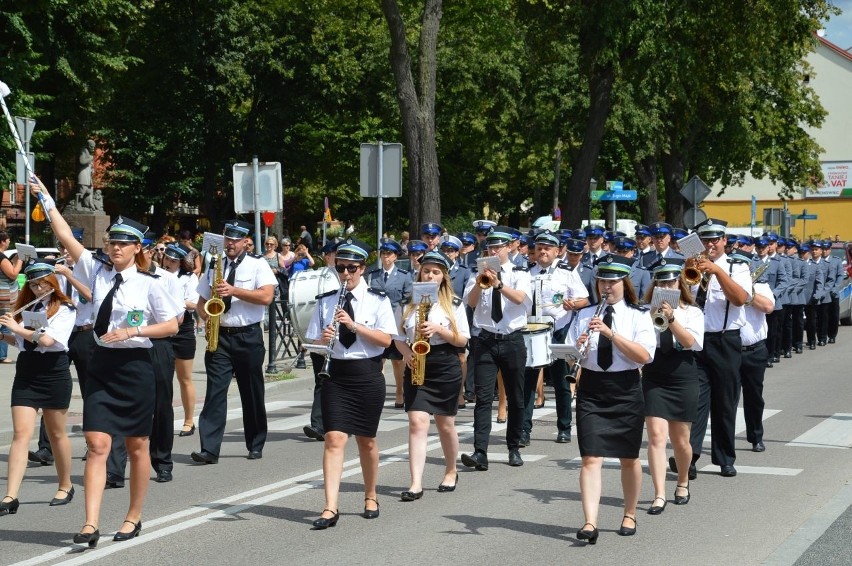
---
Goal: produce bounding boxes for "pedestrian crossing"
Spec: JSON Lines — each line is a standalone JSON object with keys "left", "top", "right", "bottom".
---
{"left": 786, "top": 413, "right": 852, "bottom": 449}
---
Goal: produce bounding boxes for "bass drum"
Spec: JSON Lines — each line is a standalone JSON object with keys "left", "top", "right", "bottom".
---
{"left": 288, "top": 267, "right": 340, "bottom": 342}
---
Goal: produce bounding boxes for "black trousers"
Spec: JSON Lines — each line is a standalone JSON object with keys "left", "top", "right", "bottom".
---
{"left": 766, "top": 310, "right": 783, "bottom": 356}
{"left": 309, "top": 351, "right": 325, "bottom": 432}
{"left": 789, "top": 305, "right": 805, "bottom": 348}
{"left": 38, "top": 329, "right": 96, "bottom": 452}
{"left": 464, "top": 336, "right": 479, "bottom": 397}
{"left": 198, "top": 325, "right": 267, "bottom": 457}
{"left": 523, "top": 326, "right": 572, "bottom": 434}
{"left": 108, "top": 338, "right": 175, "bottom": 476}
{"left": 817, "top": 302, "right": 831, "bottom": 342}
{"left": 828, "top": 297, "right": 840, "bottom": 340}
{"left": 690, "top": 330, "right": 742, "bottom": 467}
{"left": 805, "top": 303, "right": 820, "bottom": 345}
{"left": 740, "top": 340, "right": 768, "bottom": 445}
{"left": 472, "top": 331, "right": 526, "bottom": 453}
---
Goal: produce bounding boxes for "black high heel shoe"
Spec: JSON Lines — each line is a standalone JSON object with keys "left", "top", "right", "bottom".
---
{"left": 50, "top": 486, "right": 75, "bottom": 506}
{"left": 312, "top": 509, "right": 339, "bottom": 529}
{"left": 577, "top": 522, "right": 599, "bottom": 545}
{"left": 113, "top": 519, "right": 142, "bottom": 541}
{"left": 437, "top": 473, "right": 459, "bottom": 493}
{"left": 618, "top": 515, "right": 637, "bottom": 536}
{"left": 363, "top": 497, "right": 380, "bottom": 519}
{"left": 0, "top": 496, "right": 19, "bottom": 516}
{"left": 674, "top": 483, "right": 690, "bottom": 505}
{"left": 179, "top": 424, "right": 196, "bottom": 437}
{"left": 73, "top": 524, "right": 100, "bottom": 548}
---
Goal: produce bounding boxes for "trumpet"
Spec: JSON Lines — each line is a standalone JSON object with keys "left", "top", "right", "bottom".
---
{"left": 683, "top": 253, "right": 707, "bottom": 286}
{"left": 566, "top": 293, "right": 610, "bottom": 383}
{"left": 318, "top": 289, "right": 349, "bottom": 379}
{"left": 652, "top": 308, "right": 670, "bottom": 331}
{"left": 476, "top": 272, "right": 494, "bottom": 289}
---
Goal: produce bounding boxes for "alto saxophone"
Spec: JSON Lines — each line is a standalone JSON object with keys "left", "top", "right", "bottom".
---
{"left": 410, "top": 295, "right": 433, "bottom": 386}
{"left": 204, "top": 246, "right": 226, "bottom": 352}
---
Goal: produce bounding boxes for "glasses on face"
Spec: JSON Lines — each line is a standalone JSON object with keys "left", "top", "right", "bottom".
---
{"left": 266, "top": 242, "right": 276, "bottom": 246}
{"left": 156, "top": 247, "right": 166, "bottom": 252}
{"left": 335, "top": 264, "right": 360, "bottom": 273}
{"left": 702, "top": 237, "right": 722, "bottom": 244}
{"left": 440, "top": 247, "right": 457, "bottom": 253}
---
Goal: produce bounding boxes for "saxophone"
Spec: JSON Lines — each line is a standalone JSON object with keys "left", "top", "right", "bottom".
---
{"left": 204, "top": 246, "right": 226, "bottom": 352}
{"left": 410, "top": 295, "right": 433, "bottom": 386}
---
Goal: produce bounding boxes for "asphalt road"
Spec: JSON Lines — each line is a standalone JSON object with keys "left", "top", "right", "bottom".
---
{"left": 2, "top": 328, "right": 852, "bottom": 565}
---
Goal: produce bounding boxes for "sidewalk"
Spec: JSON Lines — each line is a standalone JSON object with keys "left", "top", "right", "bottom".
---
{"left": 0, "top": 333, "right": 316, "bottom": 449}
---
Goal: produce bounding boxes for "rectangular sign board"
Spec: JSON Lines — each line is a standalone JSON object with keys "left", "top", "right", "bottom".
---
{"left": 232, "top": 162, "right": 283, "bottom": 213}
{"left": 360, "top": 143, "right": 403, "bottom": 198}
{"left": 806, "top": 162, "right": 852, "bottom": 198}
{"left": 599, "top": 190, "right": 637, "bottom": 201}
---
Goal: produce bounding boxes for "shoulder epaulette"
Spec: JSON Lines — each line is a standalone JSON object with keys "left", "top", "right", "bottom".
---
{"left": 248, "top": 252, "right": 262, "bottom": 259}
{"left": 555, "top": 262, "right": 571, "bottom": 270}
{"left": 400, "top": 297, "right": 411, "bottom": 306}
{"left": 397, "top": 268, "right": 410, "bottom": 275}
{"left": 138, "top": 270, "right": 160, "bottom": 278}
{"left": 366, "top": 267, "right": 381, "bottom": 275}
{"left": 512, "top": 265, "right": 528, "bottom": 272}
{"left": 627, "top": 303, "right": 649, "bottom": 312}
{"left": 316, "top": 289, "right": 338, "bottom": 300}
{"left": 452, "top": 296, "right": 462, "bottom": 306}
{"left": 527, "top": 262, "right": 538, "bottom": 269}
{"left": 63, "top": 301, "right": 77, "bottom": 311}
{"left": 368, "top": 287, "right": 387, "bottom": 298}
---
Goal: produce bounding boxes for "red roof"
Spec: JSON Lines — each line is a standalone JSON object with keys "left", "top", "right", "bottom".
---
{"left": 815, "top": 33, "right": 852, "bottom": 62}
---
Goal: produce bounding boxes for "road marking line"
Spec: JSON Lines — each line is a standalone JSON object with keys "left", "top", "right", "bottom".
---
{"left": 703, "top": 409, "right": 781, "bottom": 443}
{"left": 786, "top": 413, "right": 852, "bottom": 449}
{"left": 697, "top": 464, "right": 802, "bottom": 476}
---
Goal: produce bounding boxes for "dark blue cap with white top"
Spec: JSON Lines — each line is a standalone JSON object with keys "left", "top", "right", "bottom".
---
{"left": 440, "top": 235, "right": 462, "bottom": 251}
{"left": 335, "top": 238, "right": 372, "bottom": 261}
{"left": 24, "top": 258, "right": 57, "bottom": 281}
{"left": 694, "top": 218, "right": 728, "bottom": 239}
{"left": 595, "top": 254, "right": 633, "bottom": 280}
{"left": 223, "top": 219, "right": 252, "bottom": 239}
{"left": 108, "top": 216, "right": 148, "bottom": 243}
{"left": 473, "top": 219, "right": 496, "bottom": 233}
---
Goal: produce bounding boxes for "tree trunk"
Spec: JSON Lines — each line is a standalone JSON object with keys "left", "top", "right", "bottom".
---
{"left": 660, "top": 151, "right": 687, "bottom": 227}
{"left": 562, "top": 64, "right": 614, "bottom": 230}
{"left": 633, "top": 154, "right": 660, "bottom": 224}
{"left": 382, "top": 0, "right": 442, "bottom": 234}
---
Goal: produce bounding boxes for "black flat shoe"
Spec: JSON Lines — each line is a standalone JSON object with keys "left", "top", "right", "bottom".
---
{"left": 400, "top": 490, "right": 423, "bottom": 502}
{"left": 753, "top": 441, "right": 766, "bottom": 453}
{"left": 461, "top": 451, "right": 489, "bottom": 471}
{"left": 534, "top": 397, "right": 545, "bottom": 409}
{"left": 647, "top": 496, "right": 666, "bottom": 515}
{"left": 113, "top": 519, "right": 142, "bottom": 541}
{"left": 0, "top": 496, "right": 19, "bottom": 516}
{"left": 437, "top": 473, "right": 458, "bottom": 493}
{"left": 394, "top": 403, "right": 405, "bottom": 409}
{"left": 303, "top": 425, "right": 325, "bottom": 441}
{"left": 105, "top": 473, "right": 125, "bottom": 489}
{"left": 618, "top": 515, "right": 637, "bottom": 536}
{"left": 508, "top": 450, "right": 524, "bottom": 467}
{"left": 363, "top": 497, "right": 380, "bottom": 519}
{"left": 720, "top": 465, "right": 737, "bottom": 477}
{"left": 577, "top": 522, "right": 599, "bottom": 544}
{"left": 50, "top": 486, "right": 75, "bottom": 506}
{"left": 178, "top": 424, "right": 196, "bottom": 437}
{"left": 496, "top": 417, "right": 507, "bottom": 424}
{"left": 73, "top": 524, "right": 100, "bottom": 547}
{"left": 312, "top": 509, "right": 339, "bottom": 529}
{"left": 674, "top": 483, "right": 690, "bottom": 505}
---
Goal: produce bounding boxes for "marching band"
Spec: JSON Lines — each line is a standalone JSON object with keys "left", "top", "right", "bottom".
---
{"left": 1, "top": 188, "right": 849, "bottom": 547}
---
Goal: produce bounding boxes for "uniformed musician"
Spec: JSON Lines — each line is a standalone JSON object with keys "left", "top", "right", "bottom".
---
{"left": 461, "top": 226, "right": 531, "bottom": 470}
{"left": 641, "top": 222, "right": 684, "bottom": 268}
{"left": 367, "top": 238, "right": 412, "bottom": 408}
{"left": 420, "top": 222, "right": 443, "bottom": 252}
{"left": 568, "top": 254, "right": 655, "bottom": 543}
{"left": 522, "top": 230, "right": 589, "bottom": 445}
{"left": 465, "top": 220, "right": 496, "bottom": 269}
{"left": 612, "top": 236, "right": 651, "bottom": 300}
{"left": 306, "top": 239, "right": 397, "bottom": 529}
{"left": 582, "top": 226, "right": 606, "bottom": 265}
{"left": 192, "top": 220, "right": 277, "bottom": 465}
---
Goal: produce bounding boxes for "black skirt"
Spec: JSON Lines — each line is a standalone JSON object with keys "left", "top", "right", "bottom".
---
{"left": 321, "top": 356, "right": 385, "bottom": 437}
{"left": 403, "top": 344, "right": 462, "bottom": 416}
{"left": 83, "top": 345, "right": 155, "bottom": 437}
{"left": 171, "top": 315, "right": 197, "bottom": 360}
{"left": 642, "top": 348, "right": 699, "bottom": 422}
{"left": 576, "top": 368, "right": 644, "bottom": 458}
{"left": 10, "top": 352, "right": 72, "bottom": 410}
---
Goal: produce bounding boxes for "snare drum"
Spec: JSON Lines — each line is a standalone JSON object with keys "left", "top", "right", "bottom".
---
{"left": 522, "top": 323, "right": 553, "bottom": 368}
{"left": 288, "top": 267, "right": 340, "bottom": 342}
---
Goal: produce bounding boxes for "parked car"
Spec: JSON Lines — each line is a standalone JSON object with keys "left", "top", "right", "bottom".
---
{"left": 831, "top": 241, "right": 852, "bottom": 326}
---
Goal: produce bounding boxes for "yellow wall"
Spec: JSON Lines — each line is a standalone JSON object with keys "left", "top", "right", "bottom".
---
{"left": 702, "top": 199, "right": 852, "bottom": 241}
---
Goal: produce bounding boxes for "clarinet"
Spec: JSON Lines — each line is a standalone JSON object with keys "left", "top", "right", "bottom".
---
{"left": 318, "top": 289, "right": 349, "bottom": 379}
{"left": 566, "top": 293, "right": 610, "bottom": 383}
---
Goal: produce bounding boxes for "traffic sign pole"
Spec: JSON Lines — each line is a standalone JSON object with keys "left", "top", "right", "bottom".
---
{"left": 377, "top": 141, "right": 384, "bottom": 251}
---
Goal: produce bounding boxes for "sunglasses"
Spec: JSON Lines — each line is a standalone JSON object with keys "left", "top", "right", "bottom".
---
{"left": 335, "top": 264, "right": 360, "bottom": 273}
{"left": 156, "top": 247, "right": 166, "bottom": 252}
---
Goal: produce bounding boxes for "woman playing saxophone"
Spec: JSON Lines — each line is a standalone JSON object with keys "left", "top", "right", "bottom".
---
{"left": 394, "top": 250, "right": 469, "bottom": 501}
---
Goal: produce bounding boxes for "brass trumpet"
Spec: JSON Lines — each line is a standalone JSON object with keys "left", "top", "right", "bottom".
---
{"left": 476, "top": 272, "right": 494, "bottom": 289}
{"left": 683, "top": 254, "right": 707, "bottom": 286}
{"left": 652, "top": 308, "right": 669, "bottom": 331}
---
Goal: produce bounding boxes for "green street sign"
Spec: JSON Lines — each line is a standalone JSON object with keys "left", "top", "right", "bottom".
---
{"left": 591, "top": 190, "right": 607, "bottom": 201}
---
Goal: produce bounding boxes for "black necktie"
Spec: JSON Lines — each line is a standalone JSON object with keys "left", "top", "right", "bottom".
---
{"left": 491, "top": 274, "right": 503, "bottom": 323}
{"left": 24, "top": 302, "right": 44, "bottom": 352}
{"left": 597, "top": 305, "right": 614, "bottom": 370}
{"left": 94, "top": 273, "right": 123, "bottom": 336}
{"left": 383, "top": 271, "right": 389, "bottom": 283}
{"left": 660, "top": 327, "right": 673, "bottom": 354}
{"left": 338, "top": 291, "right": 356, "bottom": 348}
{"left": 223, "top": 258, "right": 238, "bottom": 313}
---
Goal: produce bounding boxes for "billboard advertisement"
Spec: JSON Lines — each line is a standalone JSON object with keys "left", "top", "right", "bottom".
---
{"left": 806, "top": 162, "right": 852, "bottom": 198}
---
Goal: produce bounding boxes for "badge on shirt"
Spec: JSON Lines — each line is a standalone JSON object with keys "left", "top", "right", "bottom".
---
{"left": 127, "top": 311, "right": 144, "bottom": 327}
{"left": 551, "top": 293, "right": 563, "bottom": 304}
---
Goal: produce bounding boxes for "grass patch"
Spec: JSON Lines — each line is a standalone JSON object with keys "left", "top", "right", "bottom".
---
{"left": 265, "top": 371, "right": 297, "bottom": 382}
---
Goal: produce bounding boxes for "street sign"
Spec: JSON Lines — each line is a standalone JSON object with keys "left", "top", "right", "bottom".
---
{"left": 796, "top": 213, "right": 818, "bottom": 220}
{"left": 763, "top": 208, "right": 782, "bottom": 226}
{"left": 599, "top": 190, "right": 637, "bottom": 201}
{"left": 680, "top": 176, "right": 711, "bottom": 205}
{"left": 14, "top": 116, "right": 35, "bottom": 145}
{"left": 359, "top": 143, "right": 402, "bottom": 198}
{"left": 590, "top": 190, "right": 607, "bottom": 201}
{"left": 606, "top": 180, "right": 624, "bottom": 191}
{"left": 232, "top": 161, "right": 283, "bottom": 213}
{"left": 683, "top": 207, "right": 707, "bottom": 227}
{"left": 15, "top": 151, "right": 34, "bottom": 185}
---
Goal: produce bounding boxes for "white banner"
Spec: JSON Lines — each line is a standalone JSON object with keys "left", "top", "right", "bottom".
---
{"left": 806, "top": 162, "right": 852, "bottom": 198}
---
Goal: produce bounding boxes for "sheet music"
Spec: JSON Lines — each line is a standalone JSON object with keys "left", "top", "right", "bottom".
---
{"left": 476, "top": 255, "right": 501, "bottom": 274}
{"left": 677, "top": 233, "right": 705, "bottom": 258}
{"left": 23, "top": 311, "right": 48, "bottom": 330}
{"left": 549, "top": 343, "right": 581, "bottom": 361}
{"left": 412, "top": 282, "right": 439, "bottom": 304}
{"left": 650, "top": 287, "right": 682, "bottom": 312}
{"left": 14, "top": 243, "right": 37, "bottom": 263}
{"left": 201, "top": 232, "right": 225, "bottom": 255}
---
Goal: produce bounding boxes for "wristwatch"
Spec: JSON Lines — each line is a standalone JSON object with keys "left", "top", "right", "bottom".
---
{"left": 495, "top": 282, "right": 504, "bottom": 291}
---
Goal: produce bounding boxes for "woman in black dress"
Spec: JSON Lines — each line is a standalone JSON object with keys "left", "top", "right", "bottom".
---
{"left": 33, "top": 177, "right": 181, "bottom": 547}
{"left": 642, "top": 258, "right": 704, "bottom": 514}
{"left": 567, "top": 254, "right": 656, "bottom": 544}
{"left": 0, "top": 260, "right": 76, "bottom": 516}
{"left": 305, "top": 239, "right": 397, "bottom": 529}
{"left": 395, "top": 251, "right": 469, "bottom": 500}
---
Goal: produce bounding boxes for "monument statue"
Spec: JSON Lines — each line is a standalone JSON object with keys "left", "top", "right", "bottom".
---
{"left": 70, "top": 139, "right": 103, "bottom": 213}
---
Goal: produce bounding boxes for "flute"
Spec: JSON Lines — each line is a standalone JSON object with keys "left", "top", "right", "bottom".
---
{"left": 565, "top": 293, "right": 610, "bottom": 383}
{"left": 4, "top": 290, "right": 54, "bottom": 318}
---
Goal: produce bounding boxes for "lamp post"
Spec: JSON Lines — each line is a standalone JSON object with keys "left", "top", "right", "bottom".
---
{"left": 588, "top": 178, "right": 598, "bottom": 228}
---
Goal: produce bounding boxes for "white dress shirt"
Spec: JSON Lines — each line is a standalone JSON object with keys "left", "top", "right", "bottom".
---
{"left": 698, "top": 255, "right": 752, "bottom": 332}
{"left": 401, "top": 299, "right": 470, "bottom": 345}
{"left": 197, "top": 253, "right": 277, "bottom": 327}
{"left": 740, "top": 282, "right": 775, "bottom": 346}
{"left": 568, "top": 299, "right": 656, "bottom": 372}
{"left": 464, "top": 261, "right": 532, "bottom": 334}
{"left": 528, "top": 262, "right": 589, "bottom": 330}
{"left": 657, "top": 304, "right": 705, "bottom": 351}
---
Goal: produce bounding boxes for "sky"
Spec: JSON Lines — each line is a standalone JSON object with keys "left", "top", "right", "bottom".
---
{"left": 824, "top": 0, "right": 852, "bottom": 49}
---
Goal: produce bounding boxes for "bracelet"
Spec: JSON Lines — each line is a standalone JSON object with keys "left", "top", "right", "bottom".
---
{"left": 136, "top": 325, "right": 142, "bottom": 336}
{"left": 125, "top": 328, "right": 131, "bottom": 340}
{"left": 610, "top": 329, "right": 617, "bottom": 340}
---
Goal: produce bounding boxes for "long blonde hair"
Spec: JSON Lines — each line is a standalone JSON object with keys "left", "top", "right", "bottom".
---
{"left": 400, "top": 266, "right": 458, "bottom": 338}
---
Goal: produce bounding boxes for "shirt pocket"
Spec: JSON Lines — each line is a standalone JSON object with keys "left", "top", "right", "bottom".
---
{"left": 234, "top": 275, "right": 253, "bottom": 289}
